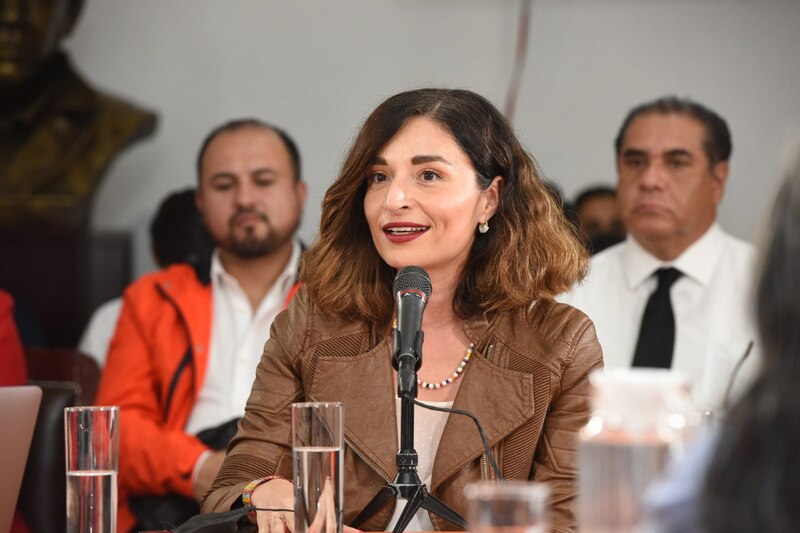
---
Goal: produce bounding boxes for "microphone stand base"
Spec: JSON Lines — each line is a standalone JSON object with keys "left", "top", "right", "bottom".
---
{"left": 351, "top": 482, "right": 468, "bottom": 533}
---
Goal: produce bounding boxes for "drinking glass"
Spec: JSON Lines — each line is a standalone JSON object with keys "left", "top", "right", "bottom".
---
{"left": 65, "top": 406, "right": 119, "bottom": 533}
{"left": 292, "top": 402, "right": 344, "bottom": 533}
{"left": 465, "top": 482, "right": 550, "bottom": 533}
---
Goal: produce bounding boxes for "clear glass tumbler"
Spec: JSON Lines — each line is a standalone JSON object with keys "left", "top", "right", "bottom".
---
{"left": 65, "top": 406, "right": 120, "bottom": 533}
{"left": 465, "top": 482, "right": 550, "bottom": 533}
{"left": 292, "top": 402, "right": 344, "bottom": 533}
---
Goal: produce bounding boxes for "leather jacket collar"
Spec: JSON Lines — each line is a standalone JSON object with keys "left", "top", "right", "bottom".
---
{"left": 307, "top": 311, "right": 535, "bottom": 493}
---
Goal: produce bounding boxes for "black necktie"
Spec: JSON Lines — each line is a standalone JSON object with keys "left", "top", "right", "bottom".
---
{"left": 632, "top": 267, "right": 683, "bottom": 368}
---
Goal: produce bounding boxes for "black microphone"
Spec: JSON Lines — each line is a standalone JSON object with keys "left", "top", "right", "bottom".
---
{"left": 392, "top": 266, "right": 432, "bottom": 397}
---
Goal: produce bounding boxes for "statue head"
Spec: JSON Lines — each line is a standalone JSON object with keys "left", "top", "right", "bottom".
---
{"left": 0, "top": 0, "right": 84, "bottom": 82}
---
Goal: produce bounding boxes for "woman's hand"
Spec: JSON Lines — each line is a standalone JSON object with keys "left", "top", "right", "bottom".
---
{"left": 307, "top": 477, "right": 336, "bottom": 533}
{"left": 250, "top": 477, "right": 362, "bottom": 533}
{"left": 251, "top": 478, "right": 295, "bottom": 533}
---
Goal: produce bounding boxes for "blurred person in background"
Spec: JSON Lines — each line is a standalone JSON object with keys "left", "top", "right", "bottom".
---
{"left": 0, "top": 289, "right": 27, "bottom": 386}
{"left": 642, "top": 142, "right": 800, "bottom": 533}
{"left": 700, "top": 142, "right": 800, "bottom": 532}
{"left": 78, "top": 188, "right": 212, "bottom": 366}
{"left": 95, "top": 119, "right": 307, "bottom": 532}
{"left": 560, "top": 96, "right": 758, "bottom": 412}
{"left": 571, "top": 185, "right": 626, "bottom": 254}
{"left": 0, "top": 289, "right": 31, "bottom": 533}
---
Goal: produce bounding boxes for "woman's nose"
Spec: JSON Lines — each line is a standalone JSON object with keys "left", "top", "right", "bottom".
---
{"left": 384, "top": 177, "right": 414, "bottom": 211}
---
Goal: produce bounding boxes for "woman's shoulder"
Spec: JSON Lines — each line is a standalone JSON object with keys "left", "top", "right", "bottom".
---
{"left": 286, "top": 285, "right": 373, "bottom": 347}
{"left": 491, "top": 299, "right": 600, "bottom": 369}
{"left": 518, "top": 298, "right": 596, "bottom": 342}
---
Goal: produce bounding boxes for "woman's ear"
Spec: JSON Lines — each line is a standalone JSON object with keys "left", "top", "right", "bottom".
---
{"left": 482, "top": 176, "right": 503, "bottom": 220}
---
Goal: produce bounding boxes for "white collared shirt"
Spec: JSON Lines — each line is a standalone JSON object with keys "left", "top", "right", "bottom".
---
{"left": 559, "top": 224, "right": 760, "bottom": 411}
{"left": 78, "top": 297, "right": 123, "bottom": 367}
{"left": 185, "top": 240, "right": 301, "bottom": 435}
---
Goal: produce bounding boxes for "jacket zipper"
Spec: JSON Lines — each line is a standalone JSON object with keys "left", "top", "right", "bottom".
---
{"left": 156, "top": 283, "right": 196, "bottom": 420}
{"left": 481, "top": 453, "right": 489, "bottom": 481}
{"left": 345, "top": 437, "right": 396, "bottom": 530}
{"left": 164, "top": 348, "right": 193, "bottom": 418}
{"left": 344, "top": 436, "right": 392, "bottom": 483}
{"left": 481, "top": 342, "right": 494, "bottom": 482}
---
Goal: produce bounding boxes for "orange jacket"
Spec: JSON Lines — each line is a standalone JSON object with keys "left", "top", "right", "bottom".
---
{"left": 96, "top": 264, "right": 212, "bottom": 533}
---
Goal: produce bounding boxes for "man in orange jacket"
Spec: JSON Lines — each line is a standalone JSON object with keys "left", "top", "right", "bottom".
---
{"left": 95, "top": 119, "right": 307, "bottom": 532}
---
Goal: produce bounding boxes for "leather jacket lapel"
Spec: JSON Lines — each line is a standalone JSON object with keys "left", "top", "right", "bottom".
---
{"left": 308, "top": 339, "right": 399, "bottom": 482}
{"left": 430, "top": 349, "right": 535, "bottom": 491}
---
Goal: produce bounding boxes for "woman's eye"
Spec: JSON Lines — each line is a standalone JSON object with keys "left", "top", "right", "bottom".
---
{"left": 421, "top": 170, "right": 440, "bottom": 181}
{"left": 369, "top": 172, "right": 388, "bottom": 184}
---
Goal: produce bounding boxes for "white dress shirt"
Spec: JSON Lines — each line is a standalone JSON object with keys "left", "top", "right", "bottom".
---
{"left": 78, "top": 297, "right": 123, "bottom": 367}
{"left": 185, "top": 240, "right": 301, "bottom": 435}
{"left": 559, "top": 224, "right": 760, "bottom": 411}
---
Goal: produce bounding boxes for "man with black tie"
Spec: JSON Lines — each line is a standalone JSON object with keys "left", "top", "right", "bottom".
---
{"left": 560, "top": 96, "right": 758, "bottom": 411}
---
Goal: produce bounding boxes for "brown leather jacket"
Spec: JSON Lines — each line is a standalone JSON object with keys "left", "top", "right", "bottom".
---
{"left": 203, "top": 287, "right": 602, "bottom": 532}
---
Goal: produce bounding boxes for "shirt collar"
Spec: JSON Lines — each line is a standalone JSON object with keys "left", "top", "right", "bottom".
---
{"left": 278, "top": 239, "right": 302, "bottom": 294}
{"left": 622, "top": 223, "right": 725, "bottom": 289}
{"left": 210, "top": 239, "right": 302, "bottom": 298}
{"left": 210, "top": 249, "right": 230, "bottom": 287}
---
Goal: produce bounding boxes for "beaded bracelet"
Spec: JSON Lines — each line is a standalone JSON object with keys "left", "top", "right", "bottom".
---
{"left": 242, "top": 474, "right": 287, "bottom": 507}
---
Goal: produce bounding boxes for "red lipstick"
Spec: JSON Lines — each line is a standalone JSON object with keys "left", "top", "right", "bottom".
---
{"left": 382, "top": 222, "right": 429, "bottom": 243}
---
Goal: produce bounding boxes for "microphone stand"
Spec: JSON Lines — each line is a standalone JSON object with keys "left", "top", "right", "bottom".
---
{"left": 351, "top": 328, "right": 468, "bottom": 533}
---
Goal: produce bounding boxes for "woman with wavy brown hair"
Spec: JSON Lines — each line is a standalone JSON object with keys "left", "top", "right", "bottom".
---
{"left": 203, "top": 88, "right": 602, "bottom": 533}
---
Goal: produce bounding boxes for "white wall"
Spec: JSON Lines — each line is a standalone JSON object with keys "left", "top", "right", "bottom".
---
{"left": 65, "top": 0, "right": 800, "bottom": 278}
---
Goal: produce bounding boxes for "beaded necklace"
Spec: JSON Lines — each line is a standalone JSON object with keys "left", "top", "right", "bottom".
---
{"left": 391, "top": 319, "right": 474, "bottom": 390}
{"left": 418, "top": 343, "right": 474, "bottom": 390}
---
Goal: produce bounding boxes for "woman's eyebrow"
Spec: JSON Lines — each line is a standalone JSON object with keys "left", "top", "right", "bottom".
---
{"left": 411, "top": 154, "right": 451, "bottom": 165}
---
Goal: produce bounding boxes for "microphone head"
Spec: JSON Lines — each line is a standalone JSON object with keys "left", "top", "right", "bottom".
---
{"left": 393, "top": 266, "right": 432, "bottom": 299}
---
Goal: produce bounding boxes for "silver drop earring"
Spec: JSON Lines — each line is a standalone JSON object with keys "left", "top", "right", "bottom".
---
{"left": 478, "top": 222, "right": 489, "bottom": 234}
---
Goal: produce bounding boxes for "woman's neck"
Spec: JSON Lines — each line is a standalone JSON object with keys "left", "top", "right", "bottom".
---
{"left": 420, "top": 270, "right": 460, "bottom": 331}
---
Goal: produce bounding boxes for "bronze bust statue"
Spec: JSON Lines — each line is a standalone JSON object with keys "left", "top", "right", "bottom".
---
{"left": 0, "top": 0, "right": 157, "bottom": 231}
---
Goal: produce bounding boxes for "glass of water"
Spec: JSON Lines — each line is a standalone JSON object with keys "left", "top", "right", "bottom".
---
{"left": 465, "top": 482, "right": 550, "bottom": 533}
{"left": 65, "top": 406, "right": 119, "bottom": 533}
{"left": 292, "top": 402, "right": 344, "bottom": 533}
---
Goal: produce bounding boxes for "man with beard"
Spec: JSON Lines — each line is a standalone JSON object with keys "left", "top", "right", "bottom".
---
{"left": 95, "top": 119, "right": 306, "bottom": 532}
